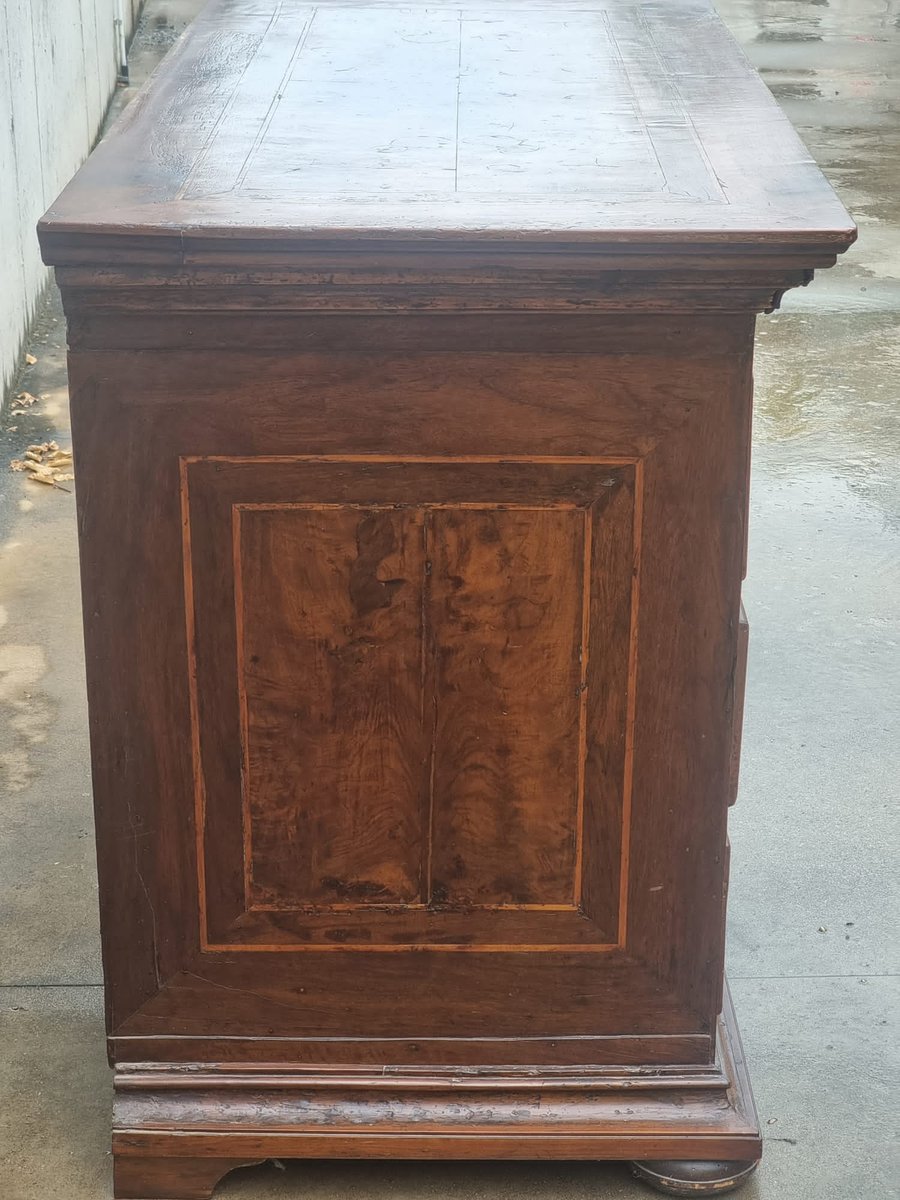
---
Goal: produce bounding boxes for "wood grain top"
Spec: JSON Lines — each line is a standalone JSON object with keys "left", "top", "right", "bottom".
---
{"left": 39, "top": 0, "right": 855, "bottom": 264}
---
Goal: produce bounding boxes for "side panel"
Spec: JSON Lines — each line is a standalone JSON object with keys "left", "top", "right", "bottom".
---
{"left": 68, "top": 318, "right": 753, "bottom": 1064}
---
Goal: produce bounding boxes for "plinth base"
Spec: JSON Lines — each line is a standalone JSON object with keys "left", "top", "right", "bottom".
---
{"left": 112, "top": 986, "right": 761, "bottom": 1199}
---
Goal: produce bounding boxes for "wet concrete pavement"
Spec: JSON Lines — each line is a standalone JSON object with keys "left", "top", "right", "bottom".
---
{"left": 1, "top": 1, "right": 898, "bottom": 1198}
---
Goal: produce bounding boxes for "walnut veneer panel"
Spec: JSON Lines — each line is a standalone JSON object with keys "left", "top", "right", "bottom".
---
{"left": 184, "top": 456, "right": 635, "bottom": 952}
{"left": 239, "top": 505, "right": 428, "bottom": 910}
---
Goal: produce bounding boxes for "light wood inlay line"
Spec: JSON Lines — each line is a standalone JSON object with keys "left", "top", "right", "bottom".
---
{"left": 202, "top": 941, "right": 621, "bottom": 954}
{"left": 618, "top": 457, "right": 644, "bottom": 947}
{"left": 235, "top": 503, "right": 588, "bottom": 511}
{"left": 422, "top": 507, "right": 436, "bottom": 905}
{"left": 572, "top": 504, "right": 593, "bottom": 907}
{"left": 184, "top": 454, "right": 641, "bottom": 466}
{"left": 247, "top": 902, "right": 581, "bottom": 913}
{"left": 232, "top": 507, "right": 254, "bottom": 906}
{"left": 233, "top": 8, "right": 319, "bottom": 192}
{"left": 180, "top": 458, "right": 210, "bottom": 950}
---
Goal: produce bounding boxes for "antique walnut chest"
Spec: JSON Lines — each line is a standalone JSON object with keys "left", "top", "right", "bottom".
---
{"left": 39, "top": 1, "right": 855, "bottom": 1196}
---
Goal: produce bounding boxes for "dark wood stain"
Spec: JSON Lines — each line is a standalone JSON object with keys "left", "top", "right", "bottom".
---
{"left": 239, "top": 505, "right": 427, "bottom": 909}
{"left": 185, "top": 457, "right": 632, "bottom": 953}
{"left": 428, "top": 505, "right": 585, "bottom": 907}
{"left": 38, "top": 0, "right": 853, "bottom": 1194}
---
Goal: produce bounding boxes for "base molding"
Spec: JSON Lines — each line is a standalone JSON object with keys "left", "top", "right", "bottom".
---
{"left": 111, "top": 987, "right": 761, "bottom": 1198}
{"left": 113, "top": 1154, "right": 265, "bottom": 1200}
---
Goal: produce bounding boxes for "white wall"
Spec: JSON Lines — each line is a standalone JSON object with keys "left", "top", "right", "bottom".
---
{"left": 0, "top": 0, "right": 139, "bottom": 402}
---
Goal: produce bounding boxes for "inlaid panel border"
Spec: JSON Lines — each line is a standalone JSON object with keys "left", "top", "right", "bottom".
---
{"left": 233, "top": 499, "right": 591, "bottom": 915}
{"left": 178, "top": 6, "right": 726, "bottom": 208}
{"left": 180, "top": 454, "right": 643, "bottom": 953}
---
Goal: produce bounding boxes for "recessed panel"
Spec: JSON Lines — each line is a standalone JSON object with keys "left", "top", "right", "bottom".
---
{"left": 429, "top": 507, "right": 586, "bottom": 906}
{"left": 239, "top": 506, "right": 428, "bottom": 908}
{"left": 184, "top": 456, "right": 637, "bottom": 950}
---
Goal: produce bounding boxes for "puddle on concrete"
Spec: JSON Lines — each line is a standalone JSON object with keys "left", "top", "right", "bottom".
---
{"left": 717, "top": 0, "right": 900, "bottom": 302}
{"left": 754, "top": 311, "right": 900, "bottom": 523}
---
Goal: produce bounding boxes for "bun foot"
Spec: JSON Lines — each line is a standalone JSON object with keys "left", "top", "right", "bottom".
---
{"left": 631, "top": 1159, "right": 759, "bottom": 1195}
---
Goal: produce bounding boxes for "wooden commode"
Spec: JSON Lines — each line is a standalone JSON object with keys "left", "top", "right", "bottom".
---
{"left": 39, "top": 1, "right": 855, "bottom": 1196}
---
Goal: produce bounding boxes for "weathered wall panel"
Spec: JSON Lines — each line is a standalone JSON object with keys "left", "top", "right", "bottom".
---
{"left": 0, "top": 0, "right": 138, "bottom": 401}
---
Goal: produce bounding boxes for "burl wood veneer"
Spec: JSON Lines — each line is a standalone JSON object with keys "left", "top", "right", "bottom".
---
{"left": 39, "top": 1, "right": 855, "bottom": 1196}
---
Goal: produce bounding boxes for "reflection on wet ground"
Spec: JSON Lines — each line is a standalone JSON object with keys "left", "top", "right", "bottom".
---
{"left": 719, "top": 0, "right": 900, "bottom": 298}
{"left": 754, "top": 312, "right": 900, "bottom": 524}
{"left": 716, "top": 0, "right": 900, "bottom": 523}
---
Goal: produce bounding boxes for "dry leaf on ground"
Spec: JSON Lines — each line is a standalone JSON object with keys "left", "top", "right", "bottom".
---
{"left": 24, "top": 353, "right": 37, "bottom": 366}
{"left": 9, "top": 441, "right": 74, "bottom": 491}
{"left": 11, "top": 391, "right": 39, "bottom": 415}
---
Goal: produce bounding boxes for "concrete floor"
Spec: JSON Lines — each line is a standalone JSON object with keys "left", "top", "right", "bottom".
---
{"left": 1, "top": 1, "right": 897, "bottom": 1197}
